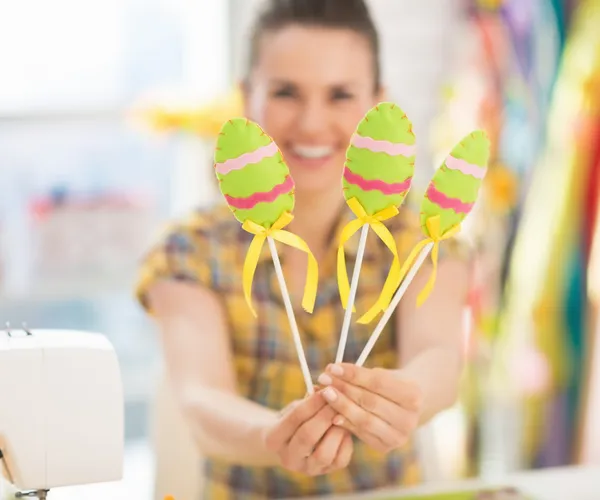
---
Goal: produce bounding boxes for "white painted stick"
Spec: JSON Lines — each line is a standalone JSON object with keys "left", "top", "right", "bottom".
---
{"left": 356, "top": 242, "right": 434, "bottom": 367}
{"left": 267, "top": 236, "right": 314, "bottom": 394}
{"left": 336, "top": 224, "right": 370, "bottom": 363}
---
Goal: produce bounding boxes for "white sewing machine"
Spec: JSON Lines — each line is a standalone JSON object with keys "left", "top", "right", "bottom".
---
{"left": 0, "top": 326, "right": 124, "bottom": 499}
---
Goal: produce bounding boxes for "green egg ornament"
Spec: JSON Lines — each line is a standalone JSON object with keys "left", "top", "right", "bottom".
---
{"left": 343, "top": 102, "right": 416, "bottom": 215}
{"left": 215, "top": 118, "right": 294, "bottom": 228}
{"left": 421, "top": 130, "right": 490, "bottom": 235}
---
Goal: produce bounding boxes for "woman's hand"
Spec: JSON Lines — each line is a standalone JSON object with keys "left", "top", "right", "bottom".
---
{"left": 317, "top": 364, "right": 422, "bottom": 454}
{"left": 263, "top": 392, "right": 354, "bottom": 476}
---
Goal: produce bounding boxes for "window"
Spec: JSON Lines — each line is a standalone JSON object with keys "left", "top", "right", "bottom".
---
{"left": 0, "top": 0, "right": 230, "bottom": 442}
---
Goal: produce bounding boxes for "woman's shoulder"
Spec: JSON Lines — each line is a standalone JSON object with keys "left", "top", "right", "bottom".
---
{"left": 135, "top": 203, "right": 243, "bottom": 309}
{"left": 149, "top": 203, "right": 252, "bottom": 263}
{"left": 148, "top": 201, "right": 250, "bottom": 270}
{"left": 162, "top": 203, "right": 241, "bottom": 243}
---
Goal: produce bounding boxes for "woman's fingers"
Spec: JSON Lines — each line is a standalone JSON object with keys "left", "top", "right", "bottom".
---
{"left": 265, "top": 393, "right": 326, "bottom": 453}
{"left": 264, "top": 393, "right": 359, "bottom": 475}
{"left": 332, "top": 416, "right": 388, "bottom": 453}
{"left": 278, "top": 399, "right": 301, "bottom": 418}
{"left": 325, "top": 364, "right": 422, "bottom": 411}
{"left": 324, "top": 431, "right": 354, "bottom": 473}
{"left": 287, "top": 405, "right": 336, "bottom": 460}
{"left": 326, "top": 378, "right": 414, "bottom": 430}
{"left": 305, "top": 425, "right": 345, "bottom": 475}
{"left": 322, "top": 386, "right": 406, "bottom": 453}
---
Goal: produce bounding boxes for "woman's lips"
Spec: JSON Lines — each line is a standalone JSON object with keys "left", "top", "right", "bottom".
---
{"left": 285, "top": 144, "right": 336, "bottom": 169}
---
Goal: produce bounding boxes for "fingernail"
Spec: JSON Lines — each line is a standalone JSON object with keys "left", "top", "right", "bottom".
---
{"left": 328, "top": 364, "right": 344, "bottom": 376}
{"left": 333, "top": 415, "right": 345, "bottom": 425}
{"left": 318, "top": 373, "right": 333, "bottom": 386}
{"left": 322, "top": 387, "right": 337, "bottom": 402}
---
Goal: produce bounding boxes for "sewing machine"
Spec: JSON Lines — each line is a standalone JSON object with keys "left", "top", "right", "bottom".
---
{"left": 0, "top": 326, "right": 124, "bottom": 499}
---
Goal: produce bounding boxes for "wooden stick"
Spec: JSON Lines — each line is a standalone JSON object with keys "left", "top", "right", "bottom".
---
{"left": 336, "top": 224, "right": 370, "bottom": 363}
{"left": 267, "top": 237, "right": 314, "bottom": 394}
{"left": 356, "top": 242, "right": 433, "bottom": 367}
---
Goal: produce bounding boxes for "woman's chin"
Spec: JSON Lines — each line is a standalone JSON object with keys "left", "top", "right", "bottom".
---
{"left": 287, "top": 157, "right": 345, "bottom": 198}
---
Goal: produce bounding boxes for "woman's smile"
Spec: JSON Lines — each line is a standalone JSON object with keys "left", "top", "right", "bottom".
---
{"left": 284, "top": 143, "right": 339, "bottom": 170}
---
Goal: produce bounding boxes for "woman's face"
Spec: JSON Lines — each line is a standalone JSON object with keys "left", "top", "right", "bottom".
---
{"left": 245, "top": 25, "right": 383, "bottom": 196}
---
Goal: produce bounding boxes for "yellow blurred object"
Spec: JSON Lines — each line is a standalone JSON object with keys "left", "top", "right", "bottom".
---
{"left": 441, "top": 83, "right": 456, "bottom": 102}
{"left": 140, "top": 86, "right": 244, "bottom": 138}
{"left": 531, "top": 296, "right": 572, "bottom": 388}
{"left": 483, "top": 163, "right": 520, "bottom": 212}
{"left": 477, "top": 0, "right": 505, "bottom": 9}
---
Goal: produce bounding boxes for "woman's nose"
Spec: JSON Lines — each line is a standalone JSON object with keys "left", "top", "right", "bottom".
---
{"left": 297, "top": 100, "right": 329, "bottom": 136}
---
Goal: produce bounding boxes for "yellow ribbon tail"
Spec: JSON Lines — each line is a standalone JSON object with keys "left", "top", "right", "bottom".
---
{"left": 360, "top": 236, "right": 434, "bottom": 321}
{"left": 336, "top": 218, "right": 365, "bottom": 311}
{"left": 408, "top": 217, "right": 462, "bottom": 308}
{"left": 271, "top": 229, "right": 319, "bottom": 313}
{"left": 356, "top": 222, "right": 402, "bottom": 324}
{"left": 240, "top": 212, "right": 318, "bottom": 315}
{"left": 399, "top": 238, "right": 433, "bottom": 286}
{"left": 242, "top": 233, "right": 267, "bottom": 317}
{"left": 302, "top": 253, "right": 318, "bottom": 313}
{"left": 357, "top": 254, "right": 401, "bottom": 324}
{"left": 336, "top": 198, "right": 403, "bottom": 322}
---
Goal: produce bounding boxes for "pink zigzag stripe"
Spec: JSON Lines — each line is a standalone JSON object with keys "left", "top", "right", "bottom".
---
{"left": 445, "top": 156, "right": 486, "bottom": 179}
{"left": 216, "top": 142, "right": 279, "bottom": 175}
{"left": 426, "top": 184, "right": 474, "bottom": 214}
{"left": 344, "top": 167, "right": 412, "bottom": 195}
{"left": 225, "top": 175, "right": 294, "bottom": 210}
{"left": 352, "top": 134, "right": 416, "bottom": 157}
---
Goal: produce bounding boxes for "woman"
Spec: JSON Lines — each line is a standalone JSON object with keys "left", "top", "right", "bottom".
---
{"left": 136, "top": 0, "right": 471, "bottom": 498}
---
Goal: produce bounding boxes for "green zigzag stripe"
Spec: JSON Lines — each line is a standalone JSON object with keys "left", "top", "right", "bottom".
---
{"left": 433, "top": 168, "right": 482, "bottom": 204}
{"left": 343, "top": 182, "right": 407, "bottom": 215}
{"left": 231, "top": 193, "right": 294, "bottom": 227}
{"left": 215, "top": 119, "right": 272, "bottom": 163}
{"left": 356, "top": 102, "right": 416, "bottom": 144}
{"left": 420, "top": 199, "right": 465, "bottom": 234}
{"left": 218, "top": 155, "right": 288, "bottom": 198}
{"left": 452, "top": 131, "right": 490, "bottom": 166}
{"left": 345, "top": 146, "right": 414, "bottom": 184}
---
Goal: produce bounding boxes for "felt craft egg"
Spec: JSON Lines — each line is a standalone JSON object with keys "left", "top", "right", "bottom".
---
{"left": 215, "top": 118, "right": 294, "bottom": 227}
{"left": 343, "top": 102, "right": 416, "bottom": 215}
{"left": 420, "top": 130, "right": 490, "bottom": 234}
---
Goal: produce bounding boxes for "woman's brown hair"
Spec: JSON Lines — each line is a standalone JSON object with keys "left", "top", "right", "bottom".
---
{"left": 246, "top": 0, "right": 381, "bottom": 92}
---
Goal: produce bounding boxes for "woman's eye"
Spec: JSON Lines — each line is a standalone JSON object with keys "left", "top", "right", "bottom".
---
{"left": 272, "top": 87, "right": 296, "bottom": 98}
{"left": 331, "top": 89, "right": 354, "bottom": 101}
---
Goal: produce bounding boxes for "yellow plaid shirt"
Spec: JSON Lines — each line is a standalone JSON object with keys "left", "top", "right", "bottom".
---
{"left": 135, "top": 200, "right": 460, "bottom": 499}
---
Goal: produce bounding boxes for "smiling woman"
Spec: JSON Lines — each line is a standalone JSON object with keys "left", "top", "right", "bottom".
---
{"left": 135, "top": 0, "right": 471, "bottom": 498}
{"left": 243, "top": 3, "right": 383, "bottom": 199}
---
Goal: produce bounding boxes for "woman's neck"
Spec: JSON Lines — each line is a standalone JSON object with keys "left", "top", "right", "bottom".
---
{"left": 290, "top": 188, "right": 345, "bottom": 261}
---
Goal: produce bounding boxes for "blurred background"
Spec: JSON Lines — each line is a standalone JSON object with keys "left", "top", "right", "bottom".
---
{"left": 1, "top": 0, "right": 599, "bottom": 498}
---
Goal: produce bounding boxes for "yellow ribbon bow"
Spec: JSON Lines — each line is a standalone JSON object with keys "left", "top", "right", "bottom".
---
{"left": 396, "top": 215, "right": 461, "bottom": 307}
{"left": 337, "top": 197, "right": 402, "bottom": 325}
{"left": 242, "top": 212, "right": 318, "bottom": 316}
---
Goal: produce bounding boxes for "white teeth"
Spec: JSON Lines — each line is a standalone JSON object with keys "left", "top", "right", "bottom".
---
{"left": 292, "top": 145, "right": 333, "bottom": 159}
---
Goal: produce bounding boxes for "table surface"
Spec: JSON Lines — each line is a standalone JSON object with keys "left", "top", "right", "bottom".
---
{"left": 304, "top": 465, "right": 600, "bottom": 500}
{"left": 3, "top": 442, "right": 599, "bottom": 500}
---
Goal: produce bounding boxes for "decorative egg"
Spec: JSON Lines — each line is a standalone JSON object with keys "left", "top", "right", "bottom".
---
{"left": 420, "top": 130, "right": 490, "bottom": 234}
{"left": 343, "top": 102, "right": 416, "bottom": 215}
{"left": 215, "top": 118, "right": 294, "bottom": 228}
